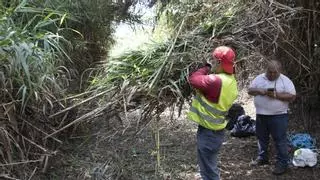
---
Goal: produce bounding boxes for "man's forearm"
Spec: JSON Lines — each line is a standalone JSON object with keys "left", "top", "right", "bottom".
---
{"left": 248, "top": 88, "right": 265, "bottom": 96}
{"left": 275, "top": 92, "right": 296, "bottom": 102}
{"left": 188, "top": 66, "right": 211, "bottom": 90}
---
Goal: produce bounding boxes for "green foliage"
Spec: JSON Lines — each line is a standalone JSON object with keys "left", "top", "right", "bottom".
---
{"left": 0, "top": 1, "right": 71, "bottom": 113}
{"left": 0, "top": 0, "right": 145, "bottom": 178}
{"left": 39, "top": 0, "right": 143, "bottom": 90}
{"left": 91, "top": 39, "right": 193, "bottom": 100}
{"left": 155, "top": 0, "right": 243, "bottom": 38}
{"left": 91, "top": 0, "right": 244, "bottom": 106}
{"left": 0, "top": 0, "right": 142, "bottom": 111}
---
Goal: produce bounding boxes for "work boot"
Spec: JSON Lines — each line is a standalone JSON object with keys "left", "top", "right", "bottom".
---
{"left": 272, "top": 165, "right": 287, "bottom": 175}
{"left": 250, "top": 158, "right": 269, "bottom": 166}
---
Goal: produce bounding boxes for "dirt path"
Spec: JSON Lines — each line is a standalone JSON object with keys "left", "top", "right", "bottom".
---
{"left": 41, "top": 95, "right": 319, "bottom": 180}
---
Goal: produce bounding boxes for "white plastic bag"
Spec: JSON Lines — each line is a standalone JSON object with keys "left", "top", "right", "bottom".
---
{"left": 292, "top": 148, "right": 317, "bottom": 167}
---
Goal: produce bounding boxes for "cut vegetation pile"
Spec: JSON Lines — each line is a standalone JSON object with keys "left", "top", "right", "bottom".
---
{"left": 82, "top": 0, "right": 320, "bottom": 131}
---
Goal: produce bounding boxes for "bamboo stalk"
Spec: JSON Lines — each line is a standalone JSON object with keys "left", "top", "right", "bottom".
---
{"left": 27, "top": 167, "right": 37, "bottom": 180}
{"left": 148, "top": 18, "right": 185, "bottom": 91}
{"left": 18, "top": 116, "right": 62, "bottom": 144}
{"left": 155, "top": 113, "right": 161, "bottom": 175}
{"left": 53, "top": 89, "right": 96, "bottom": 102}
{"left": 0, "top": 174, "right": 20, "bottom": 180}
{"left": 49, "top": 87, "right": 116, "bottom": 118}
{"left": 14, "top": 130, "right": 49, "bottom": 153}
{"left": 45, "top": 100, "right": 118, "bottom": 138}
{"left": 0, "top": 159, "right": 42, "bottom": 166}
{"left": 0, "top": 128, "right": 13, "bottom": 163}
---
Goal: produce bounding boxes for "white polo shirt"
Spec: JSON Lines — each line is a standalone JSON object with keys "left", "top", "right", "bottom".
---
{"left": 249, "top": 73, "right": 296, "bottom": 115}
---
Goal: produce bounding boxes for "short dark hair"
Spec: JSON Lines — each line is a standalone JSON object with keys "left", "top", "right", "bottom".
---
{"left": 267, "top": 60, "right": 282, "bottom": 72}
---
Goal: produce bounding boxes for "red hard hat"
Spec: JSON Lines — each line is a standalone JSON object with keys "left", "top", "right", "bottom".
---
{"left": 212, "top": 46, "right": 235, "bottom": 74}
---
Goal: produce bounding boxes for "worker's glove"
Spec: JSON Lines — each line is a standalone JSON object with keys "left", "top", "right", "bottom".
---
{"left": 204, "top": 60, "right": 213, "bottom": 68}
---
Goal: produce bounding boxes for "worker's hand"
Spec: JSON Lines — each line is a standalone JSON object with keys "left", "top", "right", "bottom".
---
{"left": 266, "top": 90, "right": 277, "bottom": 98}
{"left": 204, "top": 59, "right": 213, "bottom": 68}
{"left": 205, "top": 62, "right": 212, "bottom": 69}
{"left": 258, "top": 89, "right": 267, "bottom": 96}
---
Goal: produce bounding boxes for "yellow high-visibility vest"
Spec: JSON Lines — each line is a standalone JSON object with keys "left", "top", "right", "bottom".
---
{"left": 187, "top": 73, "right": 238, "bottom": 130}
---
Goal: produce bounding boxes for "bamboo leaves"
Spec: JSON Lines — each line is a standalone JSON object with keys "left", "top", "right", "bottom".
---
{"left": 89, "top": 1, "right": 246, "bottom": 116}
{"left": 0, "top": 1, "right": 72, "bottom": 114}
{"left": 0, "top": 0, "right": 143, "bottom": 178}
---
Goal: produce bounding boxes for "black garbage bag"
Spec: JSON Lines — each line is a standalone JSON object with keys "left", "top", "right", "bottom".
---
{"left": 230, "top": 115, "right": 256, "bottom": 137}
{"left": 226, "top": 103, "right": 245, "bottom": 130}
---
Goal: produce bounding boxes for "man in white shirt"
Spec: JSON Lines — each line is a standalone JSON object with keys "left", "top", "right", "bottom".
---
{"left": 248, "top": 60, "right": 296, "bottom": 175}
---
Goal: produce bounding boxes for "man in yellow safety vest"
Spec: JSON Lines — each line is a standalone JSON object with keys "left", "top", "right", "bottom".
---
{"left": 188, "top": 46, "right": 238, "bottom": 180}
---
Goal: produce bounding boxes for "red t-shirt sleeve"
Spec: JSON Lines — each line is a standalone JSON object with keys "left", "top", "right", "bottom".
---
{"left": 188, "top": 66, "right": 211, "bottom": 89}
{"left": 188, "top": 66, "right": 222, "bottom": 103}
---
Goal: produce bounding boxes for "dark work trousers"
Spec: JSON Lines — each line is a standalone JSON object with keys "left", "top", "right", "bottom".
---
{"left": 197, "top": 125, "right": 225, "bottom": 180}
{"left": 256, "top": 114, "right": 289, "bottom": 167}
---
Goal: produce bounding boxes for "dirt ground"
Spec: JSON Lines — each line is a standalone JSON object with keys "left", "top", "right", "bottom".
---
{"left": 40, "top": 93, "right": 320, "bottom": 180}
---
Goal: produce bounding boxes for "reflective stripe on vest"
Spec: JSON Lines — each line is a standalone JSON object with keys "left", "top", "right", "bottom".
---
{"left": 190, "top": 106, "right": 225, "bottom": 124}
{"left": 194, "top": 95, "right": 227, "bottom": 117}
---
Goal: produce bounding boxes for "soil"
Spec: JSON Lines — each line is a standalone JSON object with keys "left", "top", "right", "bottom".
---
{"left": 38, "top": 92, "right": 320, "bottom": 180}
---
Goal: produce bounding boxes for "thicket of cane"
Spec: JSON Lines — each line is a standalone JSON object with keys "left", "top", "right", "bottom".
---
{"left": 0, "top": 0, "right": 137, "bottom": 178}
{"left": 0, "top": 0, "right": 319, "bottom": 178}
{"left": 88, "top": 0, "right": 320, "bottom": 130}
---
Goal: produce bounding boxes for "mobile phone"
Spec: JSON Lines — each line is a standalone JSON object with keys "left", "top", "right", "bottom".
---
{"left": 267, "top": 88, "right": 275, "bottom": 92}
